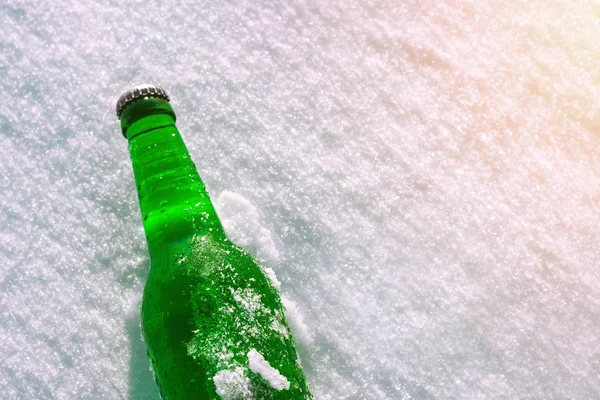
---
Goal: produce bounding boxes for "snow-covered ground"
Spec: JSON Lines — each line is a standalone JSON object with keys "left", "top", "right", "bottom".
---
{"left": 1, "top": 0, "right": 600, "bottom": 398}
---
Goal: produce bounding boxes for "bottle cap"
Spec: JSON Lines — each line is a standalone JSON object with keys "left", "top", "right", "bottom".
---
{"left": 116, "top": 84, "right": 170, "bottom": 119}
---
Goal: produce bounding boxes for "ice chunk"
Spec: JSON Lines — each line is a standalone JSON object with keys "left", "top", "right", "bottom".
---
{"left": 247, "top": 349, "right": 290, "bottom": 391}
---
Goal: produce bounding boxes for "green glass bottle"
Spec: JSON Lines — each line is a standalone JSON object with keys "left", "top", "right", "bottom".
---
{"left": 116, "top": 85, "right": 312, "bottom": 400}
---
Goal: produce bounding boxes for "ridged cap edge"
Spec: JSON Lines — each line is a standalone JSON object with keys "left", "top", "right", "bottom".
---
{"left": 116, "top": 84, "right": 170, "bottom": 119}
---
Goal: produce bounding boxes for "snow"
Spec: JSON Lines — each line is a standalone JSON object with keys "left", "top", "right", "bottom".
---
{"left": 216, "top": 191, "right": 281, "bottom": 264}
{"left": 247, "top": 349, "right": 290, "bottom": 391}
{"left": 213, "top": 367, "right": 253, "bottom": 400}
{"left": 282, "top": 296, "right": 313, "bottom": 349}
{"left": 1, "top": 0, "right": 600, "bottom": 399}
{"left": 231, "top": 288, "right": 263, "bottom": 314}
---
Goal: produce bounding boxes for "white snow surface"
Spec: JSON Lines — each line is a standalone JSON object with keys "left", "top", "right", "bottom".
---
{"left": 247, "top": 349, "right": 290, "bottom": 391}
{"left": 1, "top": 0, "right": 600, "bottom": 399}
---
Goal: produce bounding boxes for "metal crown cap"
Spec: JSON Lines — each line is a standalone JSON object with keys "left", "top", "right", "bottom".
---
{"left": 116, "top": 84, "right": 170, "bottom": 118}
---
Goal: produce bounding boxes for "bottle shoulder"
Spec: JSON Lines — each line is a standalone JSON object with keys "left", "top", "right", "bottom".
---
{"left": 146, "top": 234, "right": 277, "bottom": 300}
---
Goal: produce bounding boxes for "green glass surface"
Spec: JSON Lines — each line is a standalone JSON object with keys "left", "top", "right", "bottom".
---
{"left": 120, "top": 95, "right": 312, "bottom": 400}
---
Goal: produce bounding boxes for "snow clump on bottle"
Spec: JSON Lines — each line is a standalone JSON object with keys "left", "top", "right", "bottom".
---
{"left": 213, "top": 367, "right": 254, "bottom": 400}
{"left": 247, "top": 349, "right": 290, "bottom": 391}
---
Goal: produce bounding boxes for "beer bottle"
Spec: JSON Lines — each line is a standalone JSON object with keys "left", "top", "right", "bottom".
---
{"left": 116, "top": 85, "right": 312, "bottom": 399}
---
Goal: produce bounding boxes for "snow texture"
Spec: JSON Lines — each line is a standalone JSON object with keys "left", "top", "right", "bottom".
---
{"left": 213, "top": 367, "right": 253, "bottom": 400}
{"left": 247, "top": 349, "right": 290, "bottom": 391}
{"left": 1, "top": 0, "right": 600, "bottom": 399}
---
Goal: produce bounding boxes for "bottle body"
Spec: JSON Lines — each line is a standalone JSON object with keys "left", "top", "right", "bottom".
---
{"left": 119, "top": 90, "right": 311, "bottom": 400}
{"left": 142, "top": 234, "right": 308, "bottom": 399}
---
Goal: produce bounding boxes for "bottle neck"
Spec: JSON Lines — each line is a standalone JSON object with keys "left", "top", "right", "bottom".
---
{"left": 123, "top": 99, "right": 224, "bottom": 253}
